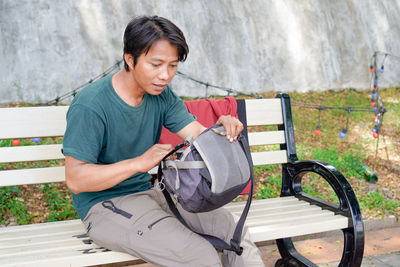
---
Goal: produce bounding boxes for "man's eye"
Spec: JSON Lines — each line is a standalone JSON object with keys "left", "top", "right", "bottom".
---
{"left": 152, "top": 64, "right": 160, "bottom": 67}
{"left": 170, "top": 65, "right": 178, "bottom": 68}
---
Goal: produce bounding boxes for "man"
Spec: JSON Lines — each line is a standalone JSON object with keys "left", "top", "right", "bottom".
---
{"left": 63, "top": 15, "right": 264, "bottom": 266}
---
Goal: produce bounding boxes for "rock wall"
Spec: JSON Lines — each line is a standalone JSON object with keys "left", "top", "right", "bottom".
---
{"left": 1, "top": 0, "right": 400, "bottom": 103}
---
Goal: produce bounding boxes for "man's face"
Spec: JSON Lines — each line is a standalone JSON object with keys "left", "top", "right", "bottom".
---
{"left": 130, "top": 39, "right": 179, "bottom": 95}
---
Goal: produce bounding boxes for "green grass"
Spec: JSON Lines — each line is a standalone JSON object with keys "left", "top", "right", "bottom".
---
{"left": 257, "top": 175, "right": 282, "bottom": 199}
{"left": 359, "top": 191, "right": 400, "bottom": 218}
{"left": 306, "top": 146, "right": 366, "bottom": 179}
{"left": 0, "top": 137, "right": 62, "bottom": 147}
{"left": 0, "top": 187, "right": 33, "bottom": 225}
{"left": 40, "top": 184, "right": 79, "bottom": 222}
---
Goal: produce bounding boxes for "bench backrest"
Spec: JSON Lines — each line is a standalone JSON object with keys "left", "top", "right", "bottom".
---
{"left": 0, "top": 94, "right": 296, "bottom": 187}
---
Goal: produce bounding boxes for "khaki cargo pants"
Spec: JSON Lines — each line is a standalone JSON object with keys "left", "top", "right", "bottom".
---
{"left": 83, "top": 188, "right": 264, "bottom": 267}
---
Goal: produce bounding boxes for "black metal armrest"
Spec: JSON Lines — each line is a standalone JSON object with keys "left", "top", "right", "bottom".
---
{"left": 278, "top": 159, "right": 364, "bottom": 267}
{"left": 283, "top": 160, "right": 359, "bottom": 216}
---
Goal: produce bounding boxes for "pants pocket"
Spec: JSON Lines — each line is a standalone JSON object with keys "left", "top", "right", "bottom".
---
{"left": 147, "top": 215, "right": 173, "bottom": 230}
{"left": 101, "top": 200, "right": 133, "bottom": 219}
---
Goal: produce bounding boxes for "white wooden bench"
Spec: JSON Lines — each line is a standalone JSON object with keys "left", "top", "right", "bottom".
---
{"left": 0, "top": 94, "right": 364, "bottom": 266}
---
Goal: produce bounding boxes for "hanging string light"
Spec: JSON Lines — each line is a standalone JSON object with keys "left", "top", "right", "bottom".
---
{"left": 46, "top": 61, "right": 255, "bottom": 105}
{"left": 314, "top": 106, "right": 324, "bottom": 135}
{"left": 12, "top": 139, "right": 20, "bottom": 146}
{"left": 46, "top": 60, "right": 123, "bottom": 105}
{"left": 292, "top": 100, "right": 373, "bottom": 138}
{"left": 339, "top": 108, "right": 352, "bottom": 138}
{"left": 44, "top": 51, "right": 397, "bottom": 142}
{"left": 369, "top": 51, "right": 394, "bottom": 139}
{"left": 175, "top": 71, "right": 254, "bottom": 97}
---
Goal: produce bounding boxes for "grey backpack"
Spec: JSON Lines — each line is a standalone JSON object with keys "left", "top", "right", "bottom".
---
{"left": 157, "top": 124, "right": 254, "bottom": 255}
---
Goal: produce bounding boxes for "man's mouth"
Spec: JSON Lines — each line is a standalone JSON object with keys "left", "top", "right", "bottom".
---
{"left": 153, "top": 84, "right": 167, "bottom": 90}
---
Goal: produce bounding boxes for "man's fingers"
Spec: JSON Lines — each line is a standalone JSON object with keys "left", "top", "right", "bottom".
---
{"left": 217, "top": 115, "right": 244, "bottom": 142}
{"left": 227, "top": 118, "right": 243, "bottom": 142}
{"left": 234, "top": 121, "right": 244, "bottom": 140}
{"left": 225, "top": 123, "right": 235, "bottom": 142}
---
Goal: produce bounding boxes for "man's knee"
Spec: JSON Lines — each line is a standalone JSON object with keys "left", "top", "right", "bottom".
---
{"left": 183, "top": 239, "right": 222, "bottom": 266}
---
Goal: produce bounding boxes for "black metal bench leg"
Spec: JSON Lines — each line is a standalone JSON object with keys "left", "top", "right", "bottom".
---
{"left": 275, "top": 160, "right": 364, "bottom": 266}
{"left": 275, "top": 227, "right": 362, "bottom": 267}
{"left": 339, "top": 227, "right": 364, "bottom": 266}
{"left": 275, "top": 238, "right": 317, "bottom": 267}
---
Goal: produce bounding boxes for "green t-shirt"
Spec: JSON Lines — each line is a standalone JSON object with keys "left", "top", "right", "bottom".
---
{"left": 62, "top": 74, "right": 195, "bottom": 219}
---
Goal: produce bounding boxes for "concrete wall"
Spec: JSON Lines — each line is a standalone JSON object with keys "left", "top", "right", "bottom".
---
{"left": 1, "top": 0, "right": 400, "bottom": 103}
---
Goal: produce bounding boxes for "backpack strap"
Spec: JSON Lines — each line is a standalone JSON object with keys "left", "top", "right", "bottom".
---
{"left": 163, "top": 160, "right": 206, "bottom": 169}
{"left": 157, "top": 133, "right": 254, "bottom": 256}
{"left": 230, "top": 134, "right": 254, "bottom": 253}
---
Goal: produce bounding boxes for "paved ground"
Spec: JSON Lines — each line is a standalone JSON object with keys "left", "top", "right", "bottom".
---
{"left": 132, "top": 225, "right": 400, "bottom": 266}
{"left": 259, "top": 226, "right": 400, "bottom": 266}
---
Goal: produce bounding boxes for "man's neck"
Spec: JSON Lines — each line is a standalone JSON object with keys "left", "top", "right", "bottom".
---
{"left": 112, "top": 70, "right": 145, "bottom": 107}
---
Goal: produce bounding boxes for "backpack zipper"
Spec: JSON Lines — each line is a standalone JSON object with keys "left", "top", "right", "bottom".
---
{"left": 101, "top": 200, "right": 133, "bottom": 219}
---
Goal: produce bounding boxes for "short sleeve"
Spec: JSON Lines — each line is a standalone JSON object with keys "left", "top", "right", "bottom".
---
{"left": 62, "top": 104, "right": 105, "bottom": 163}
{"left": 163, "top": 87, "right": 196, "bottom": 133}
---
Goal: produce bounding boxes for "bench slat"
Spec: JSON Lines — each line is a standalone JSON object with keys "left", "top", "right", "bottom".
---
{"left": 0, "top": 106, "right": 68, "bottom": 139}
{"left": 251, "top": 150, "right": 288, "bottom": 165}
{"left": 1, "top": 198, "right": 299, "bottom": 242}
{"left": 227, "top": 195, "right": 298, "bottom": 206}
{"left": 0, "top": 219, "right": 82, "bottom": 233}
{"left": 245, "top": 99, "right": 283, "bottom": 126}
{"left": 226, "top": 196, "right": 301, "bottom": 212}
{"left": 245, "top": 208, "right": 333, "bottom": 226}
{"left": 0, "top": 224, "right": 84, "bottom": 242}
{"left": 239, "top": 202, "right": 311, "bottom": 217}
{"left": 0, "top": 144, "right": 64, "bottom": 163}
{"left": 248, "top": 131, "right": 285, "bottom": 146}
{"left": 0, "top": 236, "right": 93, "bottom": 255}
{"left": 250, "top": 216, "right": 349, "bottom": 242}
{"left": 0, "top": 245, "right": 137, "bottom": 267}
{"left": 246, "top": 210, "right": 335, "bottom": 228}
{"left": 0, "top": 100, "right": 284, "bottom": 138}
{"left": 232, "top": 202, "right": 315, "bottom": 216}
{"left": 226, "top": 196, "right": 297, "bottom": 207}
{"left": 0, "top": 150, "right": 287, "bottom": 186}
{"left": 0, "top": 167, "right": 65, "bottom": 186}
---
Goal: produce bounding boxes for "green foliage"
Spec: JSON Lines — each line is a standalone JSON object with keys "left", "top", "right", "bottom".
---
{"left": 359, "top": 191, "right": 400, "bottom": 217}
{"left": 257, "top": 175, "right": 282, "bottom": 199}
{"left": 12, "top": 82, "right": 24, "bottom": 101}
{"left": 40, "top": 184, "right": 79, "bottom": 222}
{"left": 254, "top": 165, "right": 276, "bottom": 176}
{"left": 255, "top": 146, "right": 364, "bottom": 204}
{"left": 0, "top": 187, "right": 33, "bottom": 225}
{"left": 0, "top": 137, "right": 62, "bottom": 148}
{"left": 309, "top": 146, "right": 366, "bottom": 179}
{"left": 35, "top": 95, "right": 42, "bottom": 103}
{"left": 301, "top": 173, "right": 339, "bottom": 205}
{"left": 0, "top": 140, "right": 11, "bottom": 147}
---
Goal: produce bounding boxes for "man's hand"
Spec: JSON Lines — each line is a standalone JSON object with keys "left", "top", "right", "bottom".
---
{"left": 137, "top": 144, "right": 174, "bottom": 172}
{"left": 217, "top": 115, "right": 244, "bottom": 142}
{"left": 65, "top": 143, "right": 174, "bottom": 194}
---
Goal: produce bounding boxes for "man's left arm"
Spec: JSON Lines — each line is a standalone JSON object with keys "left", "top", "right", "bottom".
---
{"left": 176, "top": 115, "right": 243, "bottom": 142}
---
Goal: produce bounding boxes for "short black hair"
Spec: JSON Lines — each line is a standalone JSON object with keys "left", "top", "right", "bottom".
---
{"left": 123, "top": 15, "right": 189, "bottom": 71}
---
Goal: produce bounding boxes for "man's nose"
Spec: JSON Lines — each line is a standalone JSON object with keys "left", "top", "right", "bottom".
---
{"left": 158, "top": 66, "right": 169, "bottom": 80}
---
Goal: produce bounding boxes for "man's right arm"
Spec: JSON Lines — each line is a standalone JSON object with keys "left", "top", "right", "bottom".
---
{"left": 65, "top": 144, "right": 173, "bottom": 194}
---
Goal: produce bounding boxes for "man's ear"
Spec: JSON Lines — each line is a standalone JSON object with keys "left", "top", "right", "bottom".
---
{"left": 124, "top": 53, "right": 135, "bottom": 70}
